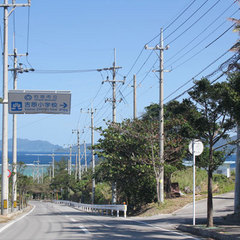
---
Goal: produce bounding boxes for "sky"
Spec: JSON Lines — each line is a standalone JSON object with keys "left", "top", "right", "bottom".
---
{"left": 0, "top": 0, "right": 239, "bottom": 148}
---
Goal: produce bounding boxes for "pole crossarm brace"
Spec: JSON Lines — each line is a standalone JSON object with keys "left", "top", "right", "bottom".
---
{"left": 8, "top": 51, "right": 34, "bottom": 73}
{"left": 103, "top": 79, "right": 125, "bottom": 83}
{"left": 97, "top": 66, "right": 122, "bottom": 72}
{"left": 0, "top": 1, "right": 31, "bottom": 17}
{"left": 0, "top": 3, "right": 30, "bottom": 7}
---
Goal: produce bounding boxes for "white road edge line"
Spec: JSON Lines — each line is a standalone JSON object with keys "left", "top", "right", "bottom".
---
{"left": 127, "top": 219, "right": 201, "bottom": 240}
{"left": 79, "top": 225, "right": 91, "bottom": 234}
{"left": 70, "top": 218, "right": 77, "bottom": 222}
{"left": 0, "top": 205, "right": 36, "bottom": 234}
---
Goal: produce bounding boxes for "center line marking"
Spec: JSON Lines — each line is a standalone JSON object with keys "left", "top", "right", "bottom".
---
{"left": 79, "top": 225, "right": 90, "bottom": 234}
{"left": 70, "top": 218, "right": 77, "bottom": 222}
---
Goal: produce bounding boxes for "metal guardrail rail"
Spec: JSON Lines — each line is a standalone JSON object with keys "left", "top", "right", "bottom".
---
{"left": 53, "top": 200, "right": 127, "bottom": 218}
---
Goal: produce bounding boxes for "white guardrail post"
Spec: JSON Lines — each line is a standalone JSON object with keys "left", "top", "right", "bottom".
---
{"left": 53, "top": 200, "right": 127, "bottom": 218}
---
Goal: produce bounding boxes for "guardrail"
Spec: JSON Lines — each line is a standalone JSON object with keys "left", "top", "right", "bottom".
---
{"left": 53, "top": 200, "right": 127, "bottom": 218}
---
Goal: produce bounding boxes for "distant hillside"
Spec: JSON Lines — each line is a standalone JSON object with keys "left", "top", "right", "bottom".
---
{"left": 214, "top": 135, "right": 237, "bottom": 153}
{"left": 0, "top": 138, "right": 64, "bottom": 152}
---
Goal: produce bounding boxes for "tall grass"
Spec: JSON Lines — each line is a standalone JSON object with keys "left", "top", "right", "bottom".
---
{"left": 171, "top": 167, "right": 235, "bottom": 194}
{"left": 172, "top": 167, "right": 208, "bottom": 193}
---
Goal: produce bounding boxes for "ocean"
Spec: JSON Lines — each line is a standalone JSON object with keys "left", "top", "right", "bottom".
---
{"left": 0, "top": 152, "right": 237, "bottom": 176}
{"left": 0, "top": 151, "right": 93, "bottom": 176}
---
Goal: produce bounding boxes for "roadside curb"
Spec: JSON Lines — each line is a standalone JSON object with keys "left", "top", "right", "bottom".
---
{"left": 7, "top": 205, "right": 33, "bottom": 219}
{"left": 0, "top": 205, "right": 35, "bottom": 233}
{"left": 177, "top": 224, "right": 237, "bottom": 240}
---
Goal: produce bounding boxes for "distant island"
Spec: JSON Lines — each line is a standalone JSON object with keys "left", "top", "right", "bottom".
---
{"left": 0, "top": 138, "right": 92, "bottom": 153}
{"left": 0, "top": 138, "right": 64, "bottom": 152}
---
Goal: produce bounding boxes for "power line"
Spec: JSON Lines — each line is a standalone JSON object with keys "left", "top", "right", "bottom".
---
{"left": 205, "top": 23, "right": 236, "bottom": 48}
{"left": 124, "top": 47, "right": 145, "bottom": 78}
{"left": 164, "top": 0, "right": 197, "bottom": 32}
{"left": 165, "top": 51, "right": 237, "bottom": 102}
{"left": 143, "top": 0, "right": 198, "bottom": 45}
{"left": 122, "top": 0, "right": 201, "bottom": 83}
{"left": 171, "top": 24, "right": 236, "bottom": 71}
{"left": 117, "top": 50, "right": 155, "bottom": 96}
{"left": 166, "top": 0, "right": 221, "bottom": 45}
{"left": 165, "top": 4, "right": 238, "bottom": 65}
{"left": 164, "top": 0, "right": 210, "bottom": 41}
{"left": 26, "top": 5, "right": 30, "bottom": 53}
{"left": 33, "top": 68, "right": 104, "bottom": 74}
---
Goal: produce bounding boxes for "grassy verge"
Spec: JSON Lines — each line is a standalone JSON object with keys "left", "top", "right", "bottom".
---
{"left": 134, "top": 168, "right": 235, "bottom": 217}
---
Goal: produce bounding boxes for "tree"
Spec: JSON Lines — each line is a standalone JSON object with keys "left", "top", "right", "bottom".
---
{"left": 50, "top": 159, "right": 70, "bottom": 199}
{"left": 224, "top": 71, "right": 240, "bottom": 214}
{"left": 94, "top": 120, "right": 156, "bottom": 210}
{"left": 95, "top": 100, "right": 198, "bottom": 207}
{"left": 142, "top": 100, "right": 202, "bottom": 197}
{"left": 17, "top": 162, "right": 33, "bottom": 209}
{"left": 188, "top": 78, "right": 236, "bottom": 227}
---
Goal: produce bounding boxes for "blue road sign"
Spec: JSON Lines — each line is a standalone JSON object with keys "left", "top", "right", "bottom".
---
{"left": 8, "top": 90, "right": 71, "bottom": 114}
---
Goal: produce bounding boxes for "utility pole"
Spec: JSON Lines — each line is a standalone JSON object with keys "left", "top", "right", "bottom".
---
{"left": 51, "top": 153, "right": 55, "bottom": 179}
{"left": 33, "top": 158, "right": 40, "bottom": 184}
{"left": 72, "top": 129, "right": 81, "bottom": 180}
{"left": 145, "top": 28, "right": 169, "bottom": 203}
{"left": 68, "top": 145, "right": 72, "bottom": 175}
{"left": 64, "top": 144, "right": 73, "bottom": 175}
{"left": 84, "top": 141, "right": 87, "bottom": 172}
{"left": 235, "top": 125, "right": 240, "bottom": 214}
{"left": 0, "top": 0, "right": 31, "bottom": 216}
{"left": 133, "top": 74, "right": 137, "bottom": 119}
{"left": 9, "top": 49, "right": 33, "bottom": 212}
{"left": 88, "top": 108, "right": 96, "bottom": 204}
{"left": 49, "top": 162, "right": 52, "bottom": 180}
{"left": 101, "top": 48, "right": 125, "bottom": 204}
{"left": 75, "top": 153, "right": 78, "bottom": 180}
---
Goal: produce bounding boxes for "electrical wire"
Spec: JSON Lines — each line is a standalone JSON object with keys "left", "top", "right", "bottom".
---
{"left": 27, "top": 6, "right": 30, "bottom": 54}
{"left": 165, "top": 4, "right": 238, "bottom": 65}
{"left": 166, "top": 0, "right": 221, "bottom": 45}
{"left": 125, "top": 47, "right": 145, "bottom": 78}
{"left": 122, "top": 0, "right": 201, "bottom": 85}
{"left": 13, "top": 10, "right": 16, "bottom": 49}
{"left": 171, "top": 23, "right": 235, "bottom": 71}
{"left": 164, "top": 50, "right": 235, "bottom": 102}
{"left": 117, "top": 1, "right": 225, "bottom": 103}
{"left": 164, "top": 0, "right": 197, "bottom": 32}
{"left": 143, "top": 0, "right": 198, "bottom": 46}
{"left": 34, "top": 69, "right": 104, "bottom": 74}
{"left": 164, "top": 0, "right": 210, "bottom": 41}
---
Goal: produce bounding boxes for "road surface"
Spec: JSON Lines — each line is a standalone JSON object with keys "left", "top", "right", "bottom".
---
{"left": 0, "top": 192, "right": 234, "bottom": 240}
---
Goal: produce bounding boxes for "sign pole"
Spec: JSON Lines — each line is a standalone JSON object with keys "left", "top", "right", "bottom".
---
{"left": 189, "top": 139, "right": 204, "bottom": 226}
{"left": 192, "top": 140, "right": 196, "bottom": 226}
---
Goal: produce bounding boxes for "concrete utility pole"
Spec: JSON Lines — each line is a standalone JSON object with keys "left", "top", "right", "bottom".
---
{"left": 145, "top": 28, "right": 169, "bottom": 203}
{"left": 101, "top": 48, "right": 125, "bottom": 204}
{"left": 68, "top": 145, "right": 72, "bottom": 175}
{"left": 84, "top": 141, "right": 87, "bottom": 172}
{"left": 9, "top": 49, "right": 33, "bottom": 212}
{"left": 235, "top": 125, "right": 240, "bottom": 214}
{"left": 0, "top": 0, "right": 31, "bottom": 216}
{"left": 72, "top": 129, "right": 81, "bottom": 180}
{"left": 49, "top": 162, "right": 52, "bottom": 180}
{"left": 133, "top": 74, "right": 137, "bottom": 119}
{"left": 88, "top": 108, "right": 96, "bottom": 204}
{"left": 51, "top": 153, "right": 55, "bottom": 179}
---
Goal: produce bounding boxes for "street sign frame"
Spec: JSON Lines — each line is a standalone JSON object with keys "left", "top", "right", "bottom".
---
{"left": 8, "top": 90, "right": 71, "bottom": 114}
{"left": 188, "top": 139, "right": 204, "bottom": 156}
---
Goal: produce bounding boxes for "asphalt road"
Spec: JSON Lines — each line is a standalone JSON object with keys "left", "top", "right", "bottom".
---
{"left": 0, "top": 192, "right": 234, "bottom": 240}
